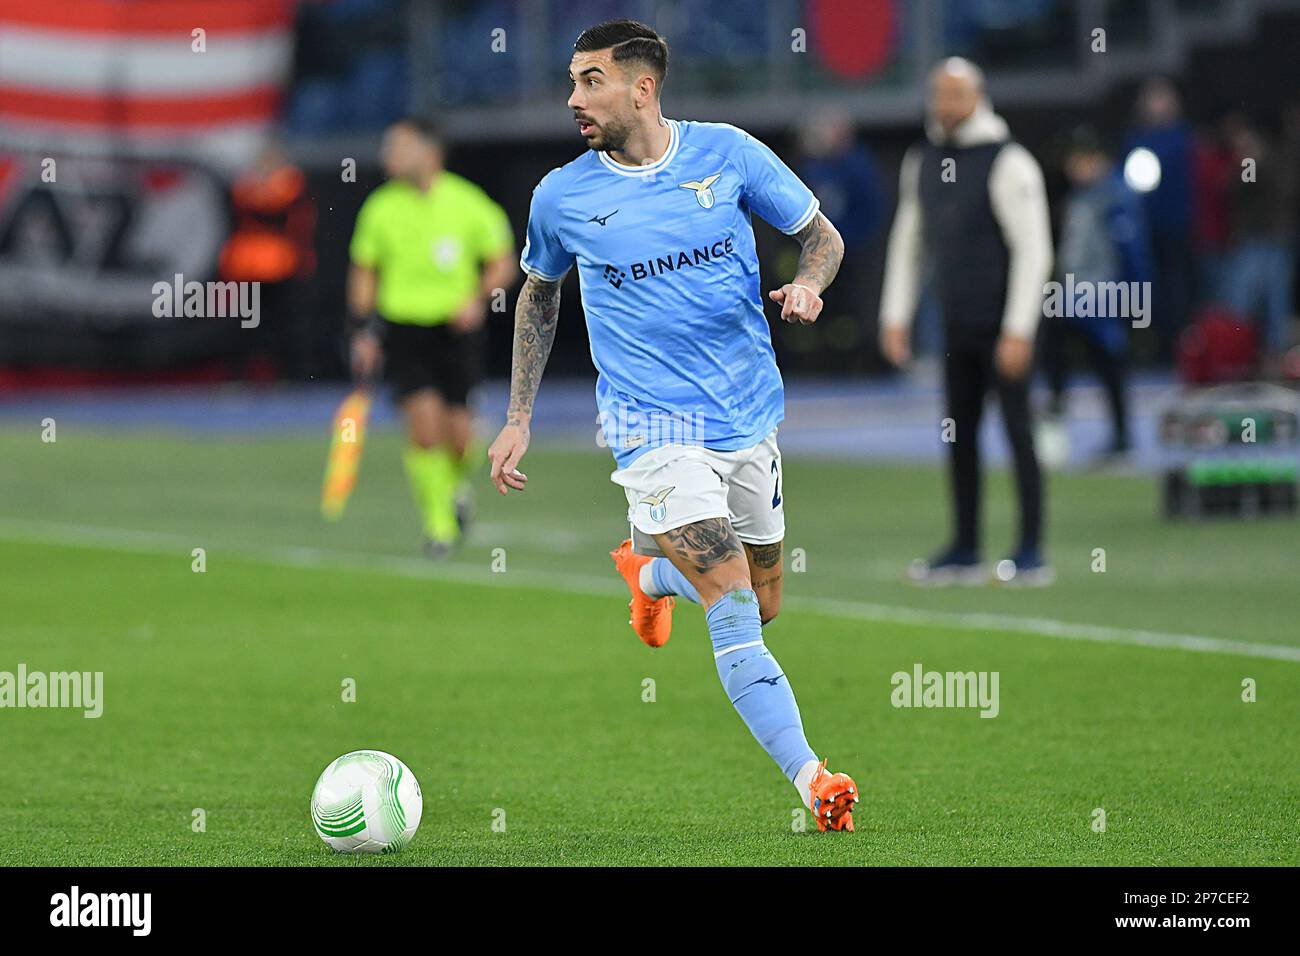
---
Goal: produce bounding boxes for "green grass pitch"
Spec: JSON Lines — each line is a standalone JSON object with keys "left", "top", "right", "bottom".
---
{"left": 0, "top": 426, "right": 1296, "bottom": 865}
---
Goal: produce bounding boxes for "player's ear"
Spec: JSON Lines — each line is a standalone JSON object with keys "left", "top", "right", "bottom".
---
{"left": 634, "top": 72, "right": 657, "bottom": 107}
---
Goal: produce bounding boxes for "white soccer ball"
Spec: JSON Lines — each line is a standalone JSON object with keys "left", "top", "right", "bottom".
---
{"left": 311, "top": 750, "right": 423, "bottom": 854}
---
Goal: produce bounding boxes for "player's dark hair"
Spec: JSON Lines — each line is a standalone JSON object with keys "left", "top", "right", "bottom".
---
{"left": 393, "top": 115, "right": 442, "bottom": 145}
{"left": 574, "top": 19, "right": 669, "bottom": 88}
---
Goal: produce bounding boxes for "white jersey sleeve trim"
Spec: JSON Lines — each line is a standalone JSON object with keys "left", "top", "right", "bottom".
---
{"left": 518, "top": 257, "right": 567, "bottom": 282}
{"left": 782, "top": 195, "right": 821, "bottom": 235}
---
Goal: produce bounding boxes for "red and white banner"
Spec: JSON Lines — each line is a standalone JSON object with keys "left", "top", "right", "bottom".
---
{"left": 0, "top": 0, "right": 296, "bottom": 169}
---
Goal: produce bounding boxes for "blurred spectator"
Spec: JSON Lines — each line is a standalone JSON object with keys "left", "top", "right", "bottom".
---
{"left": 799, "top": 109, "right": 886, "bottom": 253}
{"left": 1123, "top": 77, "right": 1194, "bottom": 360}
{"left": 1288, "top": 103, "right": 1300, "bottom": 329}
{"left": 797, "top": 108, "right": 886, "bottom": 362}
{"left": 1039, "top": 126, "right": 1151, "bottom": 463}
{"left": 1221, "top": 118, "right": 1296, "bottom": 357}
{"left": 1190, "top": 118, "right": 1235, "bottom": 305}
{"left": 219, "top": 141, "right": 317, "bottom": 378}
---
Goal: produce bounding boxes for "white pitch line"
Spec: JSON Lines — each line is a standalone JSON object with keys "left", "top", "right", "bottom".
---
{"left": 0, "top": 515, "right": 1297, "bottom": 664}
{"left": 797, "top": 597, "right": 1300, "bottom": 663}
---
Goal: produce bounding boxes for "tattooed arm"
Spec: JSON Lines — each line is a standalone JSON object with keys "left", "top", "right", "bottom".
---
{"left": 506, "top": 273, "right": 562, "bottom": 426}
{"left": 487, "top": 272, "right": 563, "bottom": 494}
{"left": 792, "top": 212, "right": 845, "bottom": 295}
{"left": 768, "top": 212, "right": 844, "bottom": 324}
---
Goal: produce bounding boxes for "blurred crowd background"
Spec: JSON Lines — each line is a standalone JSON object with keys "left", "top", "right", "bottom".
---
{"left": 1, "top": 0, "right": 1298, "bottom": 390}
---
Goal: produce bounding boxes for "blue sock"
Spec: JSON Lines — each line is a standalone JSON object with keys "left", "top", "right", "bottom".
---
{"left": 704, "top": 589, "right": 816, "bottom": 782}
{"left": 649, "top": 557, "right": 702, "bottom": 604}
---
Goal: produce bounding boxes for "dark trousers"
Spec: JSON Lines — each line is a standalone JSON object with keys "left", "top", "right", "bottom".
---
{"left": 943, "top": 325, "right": 1043, "bottom": 556}
{"left": 1150, "top": 229, "right": 1195, "bottom": 361}
{"left": 1040, "top": 318, "right": 1130, "bottom": 448}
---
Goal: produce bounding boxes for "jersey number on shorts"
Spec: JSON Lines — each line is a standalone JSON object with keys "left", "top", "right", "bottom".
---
{"left": 770, "top": 458, "right": 782, "bottom": 509}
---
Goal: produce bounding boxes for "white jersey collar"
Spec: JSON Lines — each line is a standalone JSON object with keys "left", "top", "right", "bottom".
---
{"left": 598, "top": 119, "right": 681, "bottom": 177}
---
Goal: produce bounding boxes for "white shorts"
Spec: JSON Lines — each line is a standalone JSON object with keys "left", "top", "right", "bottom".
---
{"left": 610, "top": 427, "right": 785, "bottom": 558}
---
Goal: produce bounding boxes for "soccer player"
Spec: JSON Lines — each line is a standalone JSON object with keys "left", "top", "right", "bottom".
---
{"left": 349, "top": 117, "right": 517, "bottom": 557}
{"left": 486, "top": 20, "right": 858, "bottom": 831}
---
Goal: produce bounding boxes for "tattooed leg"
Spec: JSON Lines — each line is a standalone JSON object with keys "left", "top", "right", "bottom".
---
{"left": 744, "top": 540, "right": 783, "bottom": 625}
{"left": 653, "top": 517, "right": 752, "bottom": 609}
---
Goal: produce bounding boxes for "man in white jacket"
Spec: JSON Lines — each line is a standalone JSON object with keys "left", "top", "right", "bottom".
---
{"left": 880, "top": 58, "right": 1054, "bottom": 586}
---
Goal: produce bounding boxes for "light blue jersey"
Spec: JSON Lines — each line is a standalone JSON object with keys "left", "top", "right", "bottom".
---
{"left": 520, "top": 119, "right": 819, "bottom": 468}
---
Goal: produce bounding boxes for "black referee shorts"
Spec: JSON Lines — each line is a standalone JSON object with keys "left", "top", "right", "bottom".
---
{"left": 380, "top": 318, "right": 482, "bottom": 407}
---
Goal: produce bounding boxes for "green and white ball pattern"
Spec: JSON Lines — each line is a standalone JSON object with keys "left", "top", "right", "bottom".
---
{"left": 311, "top": 750, "right": 422, "bottom": 854}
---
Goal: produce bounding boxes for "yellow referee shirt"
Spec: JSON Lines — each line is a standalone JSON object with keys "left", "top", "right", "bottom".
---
{"left": 349, "top": 172, "right": 513, "bottom": 325}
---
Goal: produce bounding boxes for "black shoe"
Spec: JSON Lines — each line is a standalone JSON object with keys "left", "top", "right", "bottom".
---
{"left": 454, "top": 490, "right": 475, "bottom": 537}
{"left": 421, "top": 537, "right": 456, "bottom": 561}
{"left": 992, "top": 549, "right": 1056, "bottom": 587}
{"left": 906, "top": 546, "right": 984, "bottom": 586}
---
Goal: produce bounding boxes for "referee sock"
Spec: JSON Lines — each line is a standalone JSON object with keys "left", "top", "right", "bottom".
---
{"left": 706, "top": 589, "right": 816, "bottom": 783}
{"left": 452, "top": 439, "right": 483, "bottom": 495}
{"left": 403, "top": 445, "right": 458, "bottom": 542}
{"left": 641, "top": 557, "right": 702, "bottom": 604}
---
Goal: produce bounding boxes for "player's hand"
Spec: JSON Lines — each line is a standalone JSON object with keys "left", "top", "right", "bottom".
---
{"left": 995, "top": 334, "right": 1034, "bottom": 381}
{"left": 880, "top": 326, "right": 912, "bottom": 367}
{"left": 350, "top": 331, "right": 382, "bottom": 381}
{"left": 768, "top": 283, "right": 823, "bottom": 324}
{"left": 488, "top": 421, "right": 530, "bottom": 495}
{"left": 450, "top": 297, "right": 487, "bottom": 333}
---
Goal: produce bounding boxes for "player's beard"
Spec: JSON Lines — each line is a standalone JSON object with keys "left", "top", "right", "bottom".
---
{"left": 592, "top": 116, "right": 633, "bottom": 154}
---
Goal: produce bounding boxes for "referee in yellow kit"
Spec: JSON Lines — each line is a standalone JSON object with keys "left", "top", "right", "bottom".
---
{"left": 348, "top": 117, "right": 518, "bottom": 557}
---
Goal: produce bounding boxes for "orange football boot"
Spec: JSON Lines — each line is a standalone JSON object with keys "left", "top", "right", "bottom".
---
{"left": 610, "top": 538, "right": 674, "bottom": 648}
{"left": 808, "top": 759, "right": 859, "bottom": 832}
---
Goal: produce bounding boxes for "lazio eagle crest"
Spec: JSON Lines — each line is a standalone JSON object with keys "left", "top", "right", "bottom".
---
{"left": 679, "top": 174, "right": 721, "bottom": 209}
{"left": 639, "top": 486, "right": 676, "bottom": 523}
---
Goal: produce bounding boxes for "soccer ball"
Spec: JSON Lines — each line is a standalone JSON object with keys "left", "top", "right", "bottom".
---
{"left": 310, "top": 750, "right": 423, "bottom": 854}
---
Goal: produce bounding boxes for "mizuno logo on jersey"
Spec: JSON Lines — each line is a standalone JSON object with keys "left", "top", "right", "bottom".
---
{"left": 588, "top": 209, "right": 618, "bottom": 226}
{"left": 679, "top": 173, "right": 722, "bottom": 209}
